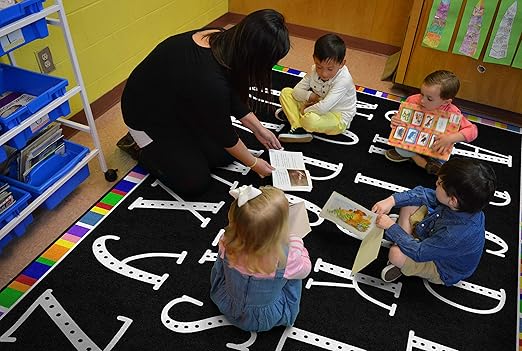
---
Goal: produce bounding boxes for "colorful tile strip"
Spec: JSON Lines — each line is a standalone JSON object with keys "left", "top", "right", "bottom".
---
{"left": 0, "top": 166, "right": 148, "bottom": 319}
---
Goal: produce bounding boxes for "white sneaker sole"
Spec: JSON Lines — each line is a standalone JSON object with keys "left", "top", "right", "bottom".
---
{"left": 278, "top": 134, "right": 313, "bottom": 143}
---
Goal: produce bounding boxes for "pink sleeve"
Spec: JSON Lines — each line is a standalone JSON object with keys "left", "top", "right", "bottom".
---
{"left": 458, "top": 116, "right": 478, "bottom": 142}
{"left": 283, "top": 236, "right": 312, "bottom": 280}
{"left": 405, "top": 94, "right": 421, "bottom": 104}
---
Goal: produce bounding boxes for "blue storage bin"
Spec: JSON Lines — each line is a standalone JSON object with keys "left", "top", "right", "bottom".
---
{"left": 0, "top": 183, "right": 33, "bottom": 254}
{"left": 0, "top": 63, "right": 70, "bottom": 149}
{"left": 0, "top": 0, "right": 48, "bottom": 56}
{"left": 0, "top": 140, "right": 90, "bottom": 210}
{"left": 0, "top": 145, "right": 6, "bottom": 163}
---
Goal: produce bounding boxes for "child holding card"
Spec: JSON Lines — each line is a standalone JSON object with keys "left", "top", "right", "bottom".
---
{"left": 385, "top": 70, "right": 478, "bottom": 175}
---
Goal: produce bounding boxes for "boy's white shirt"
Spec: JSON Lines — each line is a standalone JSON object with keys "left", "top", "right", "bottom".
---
{"left": 292, "top": 65, "right": 357, "bottom": 125}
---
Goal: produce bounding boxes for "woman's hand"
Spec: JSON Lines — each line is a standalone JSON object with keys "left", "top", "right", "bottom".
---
{"left": 251, "top": 158, "right": 274, "bottom": 178}
{"left": 254, "top": 126, "right": 282, "bottom": 150}
{"left": 240, "top": 112, "right": 282, "bottom": 150}
{"left": 375, "top": 214, "right": 395, "bottom": 230}
{"left": 371, "top": 196, "right": 395, "bottom": 214}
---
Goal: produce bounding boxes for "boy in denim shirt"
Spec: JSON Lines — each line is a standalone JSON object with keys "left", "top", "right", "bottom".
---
{"left": 371, "top": 158, "right": 496, "bottom": 285}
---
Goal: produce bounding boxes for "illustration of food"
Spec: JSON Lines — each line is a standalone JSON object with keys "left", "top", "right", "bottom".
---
{"left": 329, "top": 208, "right": 372, "bottom": 232}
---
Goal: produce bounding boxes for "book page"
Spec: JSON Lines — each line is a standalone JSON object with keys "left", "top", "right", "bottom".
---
{"left": 319, "top": 191, "right": 377, "bottom": 239}
{"left": 351, "top": 226, "right": 384, "bottom": 275}
{"left": 269, "top": 149, "right": 306, "bottom": 169}
{"left": 271, "top": 169, "right": 312, "bottom": 192}
{"left": 288, "top": 201, "right": 311, "bottom": 238}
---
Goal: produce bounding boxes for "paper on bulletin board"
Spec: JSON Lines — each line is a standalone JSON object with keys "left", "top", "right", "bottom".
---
{"left": 422, "top": 0, "right": 464, "bottom": 51}
{"left": 511, "top": 40, "right": 522, "bottom": 68}
{"left": 452, "top": 0, "right": 499, "bottom": 59}
{"left": 351, "top": 226, "right": 385, "bottom": 275}
{"left": 483, "top": 0, "right": 522, "bottom": 65}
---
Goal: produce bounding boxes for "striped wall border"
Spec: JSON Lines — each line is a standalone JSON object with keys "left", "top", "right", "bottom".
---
{"left": 0, "top": 166, "right": 148, "bottom": 320}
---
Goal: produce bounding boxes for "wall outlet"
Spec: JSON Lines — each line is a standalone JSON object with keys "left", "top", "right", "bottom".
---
{"left": 35, "top": 46, "right": 56, "bottom": 74}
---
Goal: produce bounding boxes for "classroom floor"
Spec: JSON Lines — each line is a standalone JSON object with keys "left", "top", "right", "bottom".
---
{"left": 0, "top": 32, "right": 407, "bottom": 288}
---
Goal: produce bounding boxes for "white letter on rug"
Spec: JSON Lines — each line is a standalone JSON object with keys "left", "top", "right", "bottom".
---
{"left": 161, "top": 295, "right": 256, "bottom": 350}
{"left": 0, "top": 289, "right": 132, "bottom": 350}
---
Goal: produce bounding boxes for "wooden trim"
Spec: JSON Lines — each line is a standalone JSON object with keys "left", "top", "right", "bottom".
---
{"left": 395, "top": 0, "right": 425, "bottom": 83}
{"left": 71, "top": 11, "right": 521, "bottom": 131}
{"left": 61, "top": 79, "right": 126, "bottom": 139}
{"left": 208, "top": 13, "right": 400, "bottom": 56}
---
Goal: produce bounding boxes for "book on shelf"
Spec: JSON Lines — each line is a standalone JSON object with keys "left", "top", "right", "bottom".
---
{"left": 0, "top": 124, "right": 64, "bottom": 182}
{"left": 0, "top": 183, "right": 15, "bottom": 215}
{"left": 388, "top": 102, "right": 462, "bottom": 161}
{"left": 18, "top": 124, "right": 64, "bottom": 182}
{"left": 269, "top": 149, "right": 312, "bottom": 192}
{"left": 0, "top": 91, "right": 36, "bottom": 119}
{"left": 0, "top": 0, "right": 18, "bottom": 10}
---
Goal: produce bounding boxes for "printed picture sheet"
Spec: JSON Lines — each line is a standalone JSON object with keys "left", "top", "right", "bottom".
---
{"left": 319, "top": 191, "right": 377, "bottom": 239}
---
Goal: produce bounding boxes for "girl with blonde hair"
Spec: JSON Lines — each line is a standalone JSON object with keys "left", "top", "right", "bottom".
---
{"left": 210, "top": 185, "right": 311, "bottom": 332}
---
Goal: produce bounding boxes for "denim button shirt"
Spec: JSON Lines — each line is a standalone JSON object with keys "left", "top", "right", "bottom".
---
{"left": 385, "top": 186, "right": 485, "bottom": 285}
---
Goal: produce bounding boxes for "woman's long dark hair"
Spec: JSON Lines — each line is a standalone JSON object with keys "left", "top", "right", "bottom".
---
{"left": 208, "top": 9, "right": 290, "bottom": 104}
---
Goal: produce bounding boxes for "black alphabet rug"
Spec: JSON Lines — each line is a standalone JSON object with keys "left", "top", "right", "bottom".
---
{"left": 0, "top": 66, "right": 520, "bottom": 351}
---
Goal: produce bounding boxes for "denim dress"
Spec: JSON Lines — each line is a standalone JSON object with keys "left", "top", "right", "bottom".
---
{"left": 210, "top": 250, "right": 302, "bottom": 332}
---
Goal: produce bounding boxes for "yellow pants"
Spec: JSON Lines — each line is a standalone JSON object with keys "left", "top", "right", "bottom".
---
{"left": 279, "top": 87, "right": 347, "bottom": 135}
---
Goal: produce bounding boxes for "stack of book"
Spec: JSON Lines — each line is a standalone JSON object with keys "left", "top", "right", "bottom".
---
{"left": 0, "top": 91, "right": 35, "bottom": 119}
{"left": 0, "top": 182, "right": 15, "bottom": 215}
{"left": 0, "top": 0, "right": 18, "bottom": 10}
{"left": 0, "top": 123, "right": 64, "bottom": 182}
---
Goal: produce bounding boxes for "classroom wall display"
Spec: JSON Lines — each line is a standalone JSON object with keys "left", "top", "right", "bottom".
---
{"left": 452, "top": 0, "right": 499, "bottom": 58}
{"left": 387, "top": 102, "right": 462, "bottom": 161}
{"left": 422, "top": 0, "right": 464, "bottom": 51}
{"left": 483, "top": 0, "right": 522, "bottom": 65}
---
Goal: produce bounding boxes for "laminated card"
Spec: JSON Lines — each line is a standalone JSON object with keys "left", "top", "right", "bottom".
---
{"left": 388, "top": 102, "right": 462, "bottom": 161}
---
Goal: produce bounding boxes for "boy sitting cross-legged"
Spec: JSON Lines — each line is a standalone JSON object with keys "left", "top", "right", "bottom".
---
{"left": 371, "top": 157, "right": 496, "bottom": 285}
{"left": 276, "top": 33, "right": 357, "bottom": 143}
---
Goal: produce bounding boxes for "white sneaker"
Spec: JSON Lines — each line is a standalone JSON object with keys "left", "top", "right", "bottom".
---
{"left": 278, "top": 127, "right": 313, "bottom": 143}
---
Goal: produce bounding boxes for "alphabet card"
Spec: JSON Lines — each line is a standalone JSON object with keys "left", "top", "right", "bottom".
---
{"left": 388, "top": 102, "right": 462, "bottom": 161}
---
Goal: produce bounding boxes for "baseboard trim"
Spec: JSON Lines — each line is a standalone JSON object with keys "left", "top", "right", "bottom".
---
{"left": 62, "top": 79, "right": 126, "bottom": 139}
{"left": 68, "top": 12, "right": 520, "bottom": 132}
{"left": 209, "top": 13, "right": 400, "bottom": 56}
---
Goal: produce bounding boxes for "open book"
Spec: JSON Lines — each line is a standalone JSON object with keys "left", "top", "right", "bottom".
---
{"left": 269, "top": 150, "right": 312, "bottom": 192}
{"left": 320, "top": 191, "right": 384, "bottom": 275}
{"left": 388, "top": 102, "right": 462, "bottom": 161}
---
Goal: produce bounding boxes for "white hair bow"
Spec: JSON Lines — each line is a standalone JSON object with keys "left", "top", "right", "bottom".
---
{"left": 229, "top": 185, "right": 262, "bottom": 207}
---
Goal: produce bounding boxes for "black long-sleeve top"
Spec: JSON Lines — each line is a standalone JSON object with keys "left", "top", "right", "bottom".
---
{"left": 121, "top": 30, "right": 250, "bottom": 148}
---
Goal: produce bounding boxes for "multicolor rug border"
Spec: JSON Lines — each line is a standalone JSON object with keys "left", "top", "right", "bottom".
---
{"left": 0, "top": 166, "right": 149, "bottom": 320}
